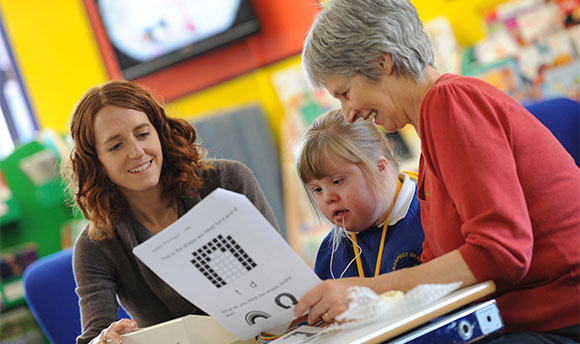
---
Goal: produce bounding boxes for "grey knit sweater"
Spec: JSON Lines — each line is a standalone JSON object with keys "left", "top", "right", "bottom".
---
{"left": 73, "top": 159, "right": 279, "bottom": 344}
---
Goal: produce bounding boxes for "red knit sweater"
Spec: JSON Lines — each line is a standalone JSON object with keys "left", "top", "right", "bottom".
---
{"left": 418, "top": 74, "right": 580, "bottom": 332}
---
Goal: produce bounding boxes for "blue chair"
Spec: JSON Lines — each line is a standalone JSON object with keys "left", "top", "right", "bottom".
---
{"left": 22, "top": 248, "right": 130, "bottom": 344}
{"left": 523, "top": 97, "right": 580, "bottom": 166}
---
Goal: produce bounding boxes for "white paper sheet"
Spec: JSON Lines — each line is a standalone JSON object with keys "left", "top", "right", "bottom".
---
{"left": 133, "top": 188, "right": 321, "bottom": 340}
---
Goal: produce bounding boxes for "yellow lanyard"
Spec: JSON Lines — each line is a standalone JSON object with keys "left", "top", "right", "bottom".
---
{"left": 350, "top": 178, "right": 402, "bottom": 278}
{"left": 402, "top": 170, "right": 418, "bottom": 180}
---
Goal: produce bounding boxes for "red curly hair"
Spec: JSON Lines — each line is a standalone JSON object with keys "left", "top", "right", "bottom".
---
{"left": 65, "top": 80, "right": 211, "bottom": 240}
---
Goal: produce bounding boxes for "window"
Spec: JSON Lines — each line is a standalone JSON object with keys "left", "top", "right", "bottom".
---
{"left": 0, "top": 17, "right": 38, "bottom": 160}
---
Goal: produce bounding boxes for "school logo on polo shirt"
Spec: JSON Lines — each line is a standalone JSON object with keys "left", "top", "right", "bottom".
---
{"left": 392, "top": 251, "right": 422, "bottom": 271}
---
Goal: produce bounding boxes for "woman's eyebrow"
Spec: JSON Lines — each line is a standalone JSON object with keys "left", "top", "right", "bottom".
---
{"left": 102, "top": 123, "right": 151, "bottom": 145}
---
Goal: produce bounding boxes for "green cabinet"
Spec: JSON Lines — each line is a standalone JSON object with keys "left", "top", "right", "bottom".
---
{"left": 0, "top": 138, "right": 77, "bottom": 311}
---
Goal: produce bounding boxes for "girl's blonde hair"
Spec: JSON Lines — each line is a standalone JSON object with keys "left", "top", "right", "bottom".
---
{"left": 295, "top": 109, "right": 399, "bottom": 226}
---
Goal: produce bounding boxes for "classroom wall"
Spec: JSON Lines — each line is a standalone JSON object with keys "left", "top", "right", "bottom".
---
{"left": 0, "top": 0, "right": 107, "bottom": 133}
{"left": 413, "top": 0, "right": 508, "bottom": 46}
{"left": 0, "top": 0, "right": 305, "bottom": 150}
{"left": 0, "top": 0, "right": 509, "bottom": 152}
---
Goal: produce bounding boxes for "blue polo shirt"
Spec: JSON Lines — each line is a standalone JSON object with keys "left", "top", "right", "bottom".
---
{"left": 314, "top": 173, "right": 424, "bottom": 279}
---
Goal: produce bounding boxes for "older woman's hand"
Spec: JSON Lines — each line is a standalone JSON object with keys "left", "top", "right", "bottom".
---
{"left": 89, "top": 319, "right": 137, "bottom": 344}
{"left": 294, "top": 277, "right": 373, "bottom": 324}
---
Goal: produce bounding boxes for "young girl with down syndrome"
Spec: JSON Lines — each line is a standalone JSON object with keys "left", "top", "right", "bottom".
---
{"left": 295, "top": 110, "right": 424, "bottom": 320}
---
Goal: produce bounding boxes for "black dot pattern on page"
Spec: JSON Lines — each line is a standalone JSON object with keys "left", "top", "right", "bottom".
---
{"left": 190, "top": 234, "right": 257, "bottom": 288}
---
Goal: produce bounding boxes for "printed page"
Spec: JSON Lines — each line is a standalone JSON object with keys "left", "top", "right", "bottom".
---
{"left": 133, "top": 188, "right": 321, "bottom": 340}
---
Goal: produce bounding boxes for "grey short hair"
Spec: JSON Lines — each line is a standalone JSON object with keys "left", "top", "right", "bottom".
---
{"left": 303, "top": 0, "right": 434, "bottom": 88}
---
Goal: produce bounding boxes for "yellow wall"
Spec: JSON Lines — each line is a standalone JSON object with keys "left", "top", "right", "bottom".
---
{"left": 0, "top": 0, "right": 108, "bottom": 132}
{"left": 168, "top": 56, "right": 302, "bottom": 149}
{"left": 412, "top": 0, "right": 508, "bottom": 46}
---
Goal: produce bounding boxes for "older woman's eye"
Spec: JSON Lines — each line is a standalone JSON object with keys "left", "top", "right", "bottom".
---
{"left": 137, "top": 131, "right": 150, "bottom": 139}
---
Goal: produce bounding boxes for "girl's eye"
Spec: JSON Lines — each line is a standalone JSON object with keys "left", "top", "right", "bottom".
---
{"left": 333, "top": 178, "right": 343, "bottom": 185}
{"left": 311, "top": 186, "right": 322, "bottom": 194}
{"left": 342, "top": 91, "right": 348, "bottom": 99}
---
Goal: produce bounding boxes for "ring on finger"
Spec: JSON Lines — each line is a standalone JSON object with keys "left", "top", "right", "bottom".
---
{"left": 322, "top": 312, "right": 331, "bottom": 322}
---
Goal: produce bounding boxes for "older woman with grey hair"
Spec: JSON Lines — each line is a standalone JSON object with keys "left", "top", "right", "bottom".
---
{"left": 294, "top": 0, "right": 580, "bottom": 342}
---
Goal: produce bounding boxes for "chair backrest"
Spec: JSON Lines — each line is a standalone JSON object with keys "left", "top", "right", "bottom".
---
{"left": 22, "top": 248, "right": 81, "bottom": 344}
{"left": 524, "top": 97, "right": 580, "bottom": 166}
{"left": 22, "top": 248, "right": 130, "bottom": 344}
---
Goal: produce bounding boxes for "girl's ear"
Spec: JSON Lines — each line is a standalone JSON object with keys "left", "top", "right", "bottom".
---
{"left": 377, "top": 156, "right": 389, "bottom": 172}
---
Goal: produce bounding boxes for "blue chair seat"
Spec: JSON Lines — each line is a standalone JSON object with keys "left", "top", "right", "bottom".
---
{"left": 524, "top": 97, "right": 580, "bottom": 166}
{"left": 22, "top": 248, "right": 130, "bottom": 344}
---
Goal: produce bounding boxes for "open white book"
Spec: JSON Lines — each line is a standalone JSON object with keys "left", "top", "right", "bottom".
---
{"left": 133, "top": 188, "right": 321, "bottom": 340}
